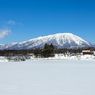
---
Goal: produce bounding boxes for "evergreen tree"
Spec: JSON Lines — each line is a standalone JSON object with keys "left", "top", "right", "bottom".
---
{"left": 41, "top": 43, "right": 55, "bottom": 57}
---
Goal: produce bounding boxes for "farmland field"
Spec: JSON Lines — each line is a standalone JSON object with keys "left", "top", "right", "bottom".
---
{"left": 0, "top": 60, "right": 95, "bottom": 95}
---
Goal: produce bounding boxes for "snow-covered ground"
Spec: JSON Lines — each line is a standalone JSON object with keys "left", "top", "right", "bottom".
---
{"left": 0, "top": 60, "right": 95, "bottom": 95}
{"left": 0, "top": 55, "right": 95, "bottom": 62}
{"left": 31, "top": 55, "right": 95, "bottom": 61}
{"left": 0, "top": 56, "right": 8, "bottom": 62}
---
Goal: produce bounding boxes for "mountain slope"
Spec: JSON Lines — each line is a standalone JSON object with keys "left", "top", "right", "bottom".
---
{"left": 0, "top": 33, "right": 94, "bottom": 50}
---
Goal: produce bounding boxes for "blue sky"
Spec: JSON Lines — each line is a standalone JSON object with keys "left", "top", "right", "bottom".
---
{"left": 0, "top": 0, "right": 95, "bottom": 44}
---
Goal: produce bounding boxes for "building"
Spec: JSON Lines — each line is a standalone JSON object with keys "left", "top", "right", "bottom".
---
{"left": 93, "top": 51, "right": 95, "bottom": 56}
{"left": 54, "top": 54, "right": 59, "bottom": 58}
{"left": 27, "top": 53, "right": 35, "bottom": 58}
{"left": 82, "top": 50, "right": 94, "bottom": 55}
{"left": 54, "top": 54, "right": 64, "bottom": 58}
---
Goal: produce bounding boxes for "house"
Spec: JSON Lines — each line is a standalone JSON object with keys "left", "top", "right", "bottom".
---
{"left": 54, "top": 53, "right": 64, "bottom": 58}
{"left": 82, "top": 50, "right": 94, "bottom": 55}
{"left": 93, "top": 51, "right": 95, "bottom": 56}
{"left": 27, "top": 53, "right": 35, "bottom": 58}
{"left": 54, "top": 54, "right": 59, "bottom": 58}
{"left": 71, "top": 53, "right": 82, "bottom": 56}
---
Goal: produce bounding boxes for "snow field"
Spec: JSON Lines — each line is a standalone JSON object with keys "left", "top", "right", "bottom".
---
{"left": 0, "top": 60, "right": 95, "bottom": 95}
{"left": 31, "top": 55, "right": 95, "bottom": 61}
{"left": 0, "top": 55, "right": 95, "bottom": 62}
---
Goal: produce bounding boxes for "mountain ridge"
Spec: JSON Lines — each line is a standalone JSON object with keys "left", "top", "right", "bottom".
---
{"left": 0, "top": 33, "right": 95, "bottom": 50}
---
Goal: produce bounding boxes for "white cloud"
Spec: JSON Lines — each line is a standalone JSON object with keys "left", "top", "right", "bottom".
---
{"left": 0, "top": 28, "right": 11, "bottom": 39}
{"left": 7, "top": 20, "right": 24, "bottom": 26}
{"left": 8, "top": 20, "right": 16, "bottom": 25}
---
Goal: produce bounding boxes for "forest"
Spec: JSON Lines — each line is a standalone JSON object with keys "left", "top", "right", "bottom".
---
{"left": 0, "top": 43, "right": 95, "bottom": 58}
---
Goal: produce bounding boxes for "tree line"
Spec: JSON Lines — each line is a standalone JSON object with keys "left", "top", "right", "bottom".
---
{"left": 0, "top": 44, "right": 95, "bottom": 58}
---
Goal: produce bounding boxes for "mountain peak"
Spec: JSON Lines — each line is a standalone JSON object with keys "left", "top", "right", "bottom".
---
{"left": 0, "top": 33, "right": 94, "bottom": 50}
{"left": 55, "top": 33, "right": 73, "bottom": 35}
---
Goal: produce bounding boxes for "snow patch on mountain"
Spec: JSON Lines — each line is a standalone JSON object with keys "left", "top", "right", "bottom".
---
{"left": 0, "top": 33, "right": 94, "bottom": 50}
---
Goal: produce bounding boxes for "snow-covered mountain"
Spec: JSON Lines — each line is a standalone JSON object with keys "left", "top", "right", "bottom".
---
{"left": 0, "top": 33, "right": 95, "bottom": 50}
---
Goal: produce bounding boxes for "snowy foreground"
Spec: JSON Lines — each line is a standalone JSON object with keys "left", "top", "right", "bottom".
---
{"left": 0, "top": 55, "right": 95, "bottom": 62}
{"left": 0, "top": 60, "right": 95, "bottom": 95}
{"left": 31, "top": 55, "right": 95, "bottom": 61}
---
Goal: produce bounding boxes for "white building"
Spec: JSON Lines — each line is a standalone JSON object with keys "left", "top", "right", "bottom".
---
{"left": 93, "top": 51, "right": 95, "bottom": 56}
{"left": 54, "top": 54, "right": 64, "bottom": 58}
